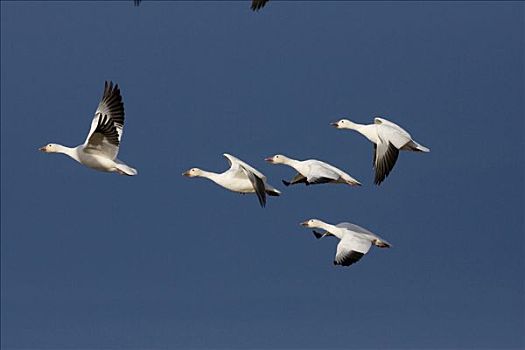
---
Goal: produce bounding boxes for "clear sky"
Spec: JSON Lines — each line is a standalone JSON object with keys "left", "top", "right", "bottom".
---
{"left": 1, "top": 1, "right": 524, "bottom": 349}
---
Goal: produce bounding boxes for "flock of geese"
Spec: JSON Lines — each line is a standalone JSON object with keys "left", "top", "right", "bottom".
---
{"left": 133, "top": 0, "right": 270, "bottom": 12}
{"left": 40, "top": 81, "right": 430, "bottom": 267}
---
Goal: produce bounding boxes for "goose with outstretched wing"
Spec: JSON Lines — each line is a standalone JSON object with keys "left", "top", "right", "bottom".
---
{"left": 265, "top": 154, "right": 361, "bottom": 187}
{"left": 39, "top": 81, "right": 137, "bottom": 176}
{"left": 301, "top": 219, "right": 391, "bottom": 267}
{"left": 183, "top": 153, "right": 280, "bottom": 207}
{"left": 332, "top": 116, "right": 429, "bottom": 185}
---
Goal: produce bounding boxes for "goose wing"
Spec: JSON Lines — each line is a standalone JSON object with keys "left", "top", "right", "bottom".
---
{"left": 374, "top": 117, "right": 412, "bottom": 140}
{"left": 241, "top": 165, "right": 266, "bottom": 207}
{"left": 83, "top": 81, "right": 125, "bottom": 160}
{"left": 336, "top": 222, "right": 391, "bottom": 247}
{"left": 334, "top": 234, "right": 372, "bottom": 266}
{"left": 223, "top": 153, "right": 266, "bottom": 180}
{"left": 223, "top": 154, "right": 267, "bottom": 207}
{"left": 373, "top": 122, "right": 412, "bottom": 185}
{"left": 282, "top": 173, "right": 307, "bottom": 186}
{"left": 251, "top": 0, "right": 268, "bottom": 11}
{"left": 306, "top": 161, "right": 340, "bottom": 184}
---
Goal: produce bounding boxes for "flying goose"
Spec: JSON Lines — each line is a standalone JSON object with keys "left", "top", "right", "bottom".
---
{"left": 331, "top": 117, "right": 429, "bottom": 185}
{"left": 183, "top": 153, "right": 280, "bottom": 207}
{"left": 39, "top": 81, "right": 137, "bottom": 176}
{"left": 300, "top": 219, "right": 391, "bottom": 267}
{"left": 265, "top": 154, "right": 361, "bottom": 187}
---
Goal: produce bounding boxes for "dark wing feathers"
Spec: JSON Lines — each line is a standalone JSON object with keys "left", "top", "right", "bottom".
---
{"left": 334, "top": 251, "right": 364, "bottom": 266}
{"left": 282, "top": 173, "right": 307, "bottom": 187}
{"left": 242, "top": 165, "right": 267, "bottom": 208}
{"left": 308, "top": 177, "right": 334, "bottom": 185}
{"left": 251, "top": 0, "right": 269, "bottom": 11}
{"left": 90, "top": 81, "right": 125, "bottom": 147}
{"left": 374, "top": 142, "right": 399, "bottom": 185}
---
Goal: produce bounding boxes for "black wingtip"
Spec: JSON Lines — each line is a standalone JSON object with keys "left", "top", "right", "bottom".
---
{"left": 282, "top": 180, "right": 290, "bottom": 186}
{"left": 251, "top": 0, "right": 268, "bottom": 11}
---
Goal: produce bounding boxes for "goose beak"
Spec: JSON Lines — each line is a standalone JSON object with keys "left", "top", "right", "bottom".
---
{"left": 264, "top": 157, "right": 274, "bottom": 163}
{"left": 182, "top": 170, "right": 191, "bottom": 177}
{"left": 300, "top": 221, "right": 309, "bottom": 227}
{"left": 330, "top": 121, "right": 339, "bottom": 127}
{"left": 39, "top": 146, "right": 47, "bottom": 152}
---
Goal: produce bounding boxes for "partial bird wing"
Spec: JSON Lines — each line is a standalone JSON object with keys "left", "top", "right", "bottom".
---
{"left": 334, "top": 234, "right": 372, "bottom": 266}
{"left": 306, "top": 161, "right": 341, "bottom": 184}
{"left": 133, "top": 0, "right": 141, "bottom": 6}
{"left": 83, "top": 81, "right": 125, "bottom": 160}
{"left": 251, "top": 0, "right": 269, "bottom": 11}
{"left": 373, "top": 141, "right": 398, "bottom": 185}
{"left": 373, "top": 123, "right": 412, "bottom": 185}
{"left": 336, "top": 222, "right": 381, "bottom": 240}
{"left": 336, "top": 222, "right": 375, "bottom": 236}
{"left": 282, "top": 173, "right": 307, "bottom": 186}
{"left": 336, "top": 222, "right": 391, "bottom": 247}
{"left": 223, "top": 153, "right": 266, "bottom": 180}
{"left": 374, "top": 117, "right": 412, "bottom": 140}
{"left": 241, "top": 164, "right": 267, "bottom": 208}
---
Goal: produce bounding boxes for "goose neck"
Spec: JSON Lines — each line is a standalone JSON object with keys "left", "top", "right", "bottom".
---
{"left": 317, "top": 221, "right": 343, "bottom": 239}
{"left": 58, "top": 145, "right": 81, "bottom": 162}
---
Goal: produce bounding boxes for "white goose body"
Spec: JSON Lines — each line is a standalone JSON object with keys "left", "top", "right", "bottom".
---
{"left": 265, "top": 154, "right": 360, "bottom": 186}
{"left": 300, "top": 219, "right": 391, "bottom": 267}
{"left": 183, "top": 153, "right": 281, "bottom": 207}
{"left": 332, "top": 117, "right": 429, "bottom": 185}
{"left": 39, "top": 81, "right": 137, "bottom": 176}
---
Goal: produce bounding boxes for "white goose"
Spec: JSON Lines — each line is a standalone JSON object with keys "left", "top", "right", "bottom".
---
{"left": 265, "top": 154, "right": 361, "bottom": 187}
{"left": 39, "top": 81, "right": 137, "bottom": 176}
{"left": 183, "top": 153, "right": 281, "bottom": 208}
{"left": 300, "top": 219, "right": 391, "bottom": 267}
{"left": 332, "top": 117, "right": 429, "bottom": 185}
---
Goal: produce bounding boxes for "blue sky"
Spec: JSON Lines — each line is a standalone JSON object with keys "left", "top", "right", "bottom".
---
{"left": 1, "top": 1, "right": 523, "bottom": 349}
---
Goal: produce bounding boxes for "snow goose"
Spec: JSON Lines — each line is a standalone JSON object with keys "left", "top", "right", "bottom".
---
{"left": 265, "top": 154, "right": 361, "bottom": 187}
{"left": 183, "top": 153, "right": 280, "bottom": 208}
{"left": 300, "top": 219, "right": 391, "bottom": 267}
{"left": 39, "top": 81, "right": 137, "bottom": 176}
{"left": 331, "top": 117, "right": 429, "bottom": 185}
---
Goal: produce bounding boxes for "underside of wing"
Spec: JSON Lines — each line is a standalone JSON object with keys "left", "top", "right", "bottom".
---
{"left": 223, "top": 153, "right": 266, "bottom": 180}
{"left": 84, "top": 81, "right": 125, "bottom": 159}
{"left": 241, "top": 165, "right": 267, "bottom": 208}
{"left": 334, "top": 251, "right": 365, "bottom": 266}
{"left": 374, "top": 141, "right": 399, "bottom": 185}
{"left": 307, "top": 177, "right": 335, "bottom": 185}
{"left": 307, "top": 163, "right": 339, "bottom": 185}
{"left": 282, "top": 173, "right": 307, "bottom": 186}
{"left": 334, "top": 235, "right": 371, "bottom": 266}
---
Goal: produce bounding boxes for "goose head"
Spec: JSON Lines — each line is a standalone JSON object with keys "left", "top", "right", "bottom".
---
{"left": 300, "top": 219, "right": 325, "bottom": 228}
{"left": 331, "top": 119, "right": 357, "bottom": 130}
{"left": 39, "top": 143, "right": 59, "bottom": 153}
{"left": 182, "top": 168, "right": 204, "bottom": 177}
{"left": 265, "top": 154, "right": 289, "bottom": 164}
